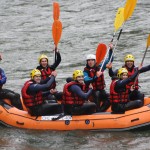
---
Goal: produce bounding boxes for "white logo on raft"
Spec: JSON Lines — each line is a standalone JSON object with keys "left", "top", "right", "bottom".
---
{"left": 41, "top": 115, "right": 72, "bottom": 120}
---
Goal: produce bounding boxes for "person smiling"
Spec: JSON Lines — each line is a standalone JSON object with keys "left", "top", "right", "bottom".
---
{"left": 107, "top": 54, "right": 150, "bottom": 104}
{"left": 110, "top": 67, "right": 143, "bottom": 114}
{"left": 36, "top": 51, "right": 62, "bottom": 101}
{"left": 83, "top": 44, "right": 113, "bottom": 112}
{"left": 62, "top": 70, "right": 96, "bottom": 115}
{"left": 21, "top": 69, "right": 62, "bottom": 116}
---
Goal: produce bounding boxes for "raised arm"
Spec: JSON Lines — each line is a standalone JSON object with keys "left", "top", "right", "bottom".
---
{"left": 50, "top": 51, "right": 61, "bottom": 70}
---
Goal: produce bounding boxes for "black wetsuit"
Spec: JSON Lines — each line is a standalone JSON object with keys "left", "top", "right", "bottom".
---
{"left": 63, "top": 81, "right": 96, "bottom": 115}
{"left": 109, "top": 65, "right": 150, "bottom": 102}
{"left": 26, "top": 76, "right": 62, "bottom": 116}
{"left": 37, "top": 52, "right": 62, "bottom": 100}
{"left": 111, "top": 70, "right": 143, "bottom": 113}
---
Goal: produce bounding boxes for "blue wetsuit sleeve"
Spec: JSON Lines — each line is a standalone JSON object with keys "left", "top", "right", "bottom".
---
{"left": 115, "top": 70, "right": 138, "bottom": 90}
{"left": 99, "top": 50, "right": 113, "bottom": 71}
{"left": 139, "top": 65, "right": 150, "bottom": 73}
{"left": 108, "top": 68, "right": 118, "bottom": 77}
{"left": 40, "top": 77, "right": 51, "bottom": 84}
{"left": 70, "top": 85, "right": 93, "bottom": 100}
{"left": 0, "top": 68, "right": 7, "bottom": 85}
{"left": 28, "top": 76, "right": 55, "bottom": 94}
{"left": 83, "top": 71, "right": 97, "bottom": 84}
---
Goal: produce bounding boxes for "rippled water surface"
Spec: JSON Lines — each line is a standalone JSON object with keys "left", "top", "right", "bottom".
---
{"left": 0, "top": 0, "right": 150, "bottom": 149}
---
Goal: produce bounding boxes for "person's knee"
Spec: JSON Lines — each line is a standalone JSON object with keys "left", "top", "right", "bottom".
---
{"left": 136, "top": 100, "right": 143, "bottom": 107}
{"left": 47, "top": 94, "right": 56, "bottom": 100}
{"left": 8, "top": 92, "right": 23, "bottom": 110}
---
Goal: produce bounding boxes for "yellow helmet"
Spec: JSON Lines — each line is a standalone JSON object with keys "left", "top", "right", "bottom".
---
{"left": 73, "top": 70, "right": 84, "bottom": 80}
{"left": 124, "top": 54, "right": 135, "bottom": 62}
{"left": 38, "top": 54, "right": 48, "bottom": 63}
{"left": 117, "top": 68, "right": 128, "bottom": 78}
{"left": 30, "top": 69, "right": 41, "bottom": 79}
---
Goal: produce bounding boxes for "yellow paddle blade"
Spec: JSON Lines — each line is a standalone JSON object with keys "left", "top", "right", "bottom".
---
{"left": 114, "top": 7, "right": 124, "bottom": 31}
{"left": 124, "top": 0, "right": 137, "bottom": 21}
{"left": 52, "top": 20, "right": 62, "bottom": 47}
{"left": 53, "top": 2, "right": 60, "bottom": 20}
{"left": 147, "top": 34, "right": 150, "bottom": 48}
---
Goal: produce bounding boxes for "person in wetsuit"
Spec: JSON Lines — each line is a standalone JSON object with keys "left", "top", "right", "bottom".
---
{"left": 36, "top": 50, "right": 62, "bottom": 101}
{"left": 0, "top": 54, "right": 23, "bottom": 110}
{"left": 21, "top": 69, "right": 62, "bottom": 116}
{"left": 83, "top": 43, "right": 113, "bottom": 112}
{"left": 107, "top": 54, "right": 150, "bottom": 104}
{"left": 62, "top": 70, "right": 96, "bottom": 115}
{"left": 110, "top": 67, "right": 143, "bottom": 114}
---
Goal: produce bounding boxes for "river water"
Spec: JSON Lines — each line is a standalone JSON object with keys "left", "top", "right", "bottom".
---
{"left": 0, "top": 0, "right": 150, "bottom": 149}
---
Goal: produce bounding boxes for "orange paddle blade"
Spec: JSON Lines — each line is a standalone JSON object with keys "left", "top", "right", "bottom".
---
{"left": 53, "top": 2, "right": 60, "bottom": 20}
{"left": 96, "top": 43, "right": 107, "bottom": 66}
{"left": 52, "top": 20, "right": 62, "bottom": 47}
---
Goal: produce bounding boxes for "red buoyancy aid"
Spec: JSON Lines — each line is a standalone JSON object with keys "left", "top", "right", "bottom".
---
{"left": 62, "top": 81, "right": 86, "bottom": 105}
{"left": 126, "top": 67, "right": 139, "bottom": 90}
{"left": 110, "top": 80, "right": 129, "bottom": 103}
{"left": 21, "top": 80, "right": 43, "bottom": 107}
{"left": 40, "top": 67, "right": 56, "bottom": 89}
{"left": 84, "top": 67, "right": 105, "bottom": 90}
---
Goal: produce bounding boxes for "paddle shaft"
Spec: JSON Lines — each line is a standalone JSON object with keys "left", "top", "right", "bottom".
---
{"left": 141, "top": 47, "right": 149, "bottom": 65}
{"left": 101, "top": 7, "right": 124, "bottom": 68}
{"left": 109, "top": 23, "right": 124, "bottom": 63}
{"left": 100, "top": 26, "right": 124, "bottom": 70}
{"left": 54, "top": 46, "right": 57, "bottom": 62}
{"left": 100, "top": 48, "right": 109, "bottom": 71}
{"left": 133, "top": 46, "right": 149, "bottom": 86}
{"left": 109, "top": 0, "right": 137, "bottom": 63}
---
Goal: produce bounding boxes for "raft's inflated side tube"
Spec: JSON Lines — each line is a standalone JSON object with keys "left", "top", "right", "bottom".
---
{"left": 0, "top": 97, "right": 150, "bottom": 131}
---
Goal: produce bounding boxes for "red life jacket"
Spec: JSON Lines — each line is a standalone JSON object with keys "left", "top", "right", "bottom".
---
{"left": 40, "top": 67, "right": 56, "bottom": 89}
{"left": 125, "top": 66, "right": 139, "bottom": 90}
{"left": 84, "top": 67, "right": 105, "bottom": 90}
{"left": 110, "top": 80, "right": 129, "bottom": 103}
{"left": 62, "top": 81, "right": 86, "bottom": 105}
{"left": 21, "top": 80, "right": 43, "bottom": 107}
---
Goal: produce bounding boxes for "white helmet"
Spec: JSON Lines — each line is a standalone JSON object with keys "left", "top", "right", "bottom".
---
{"left": 86, "top": 54, "right": 96, "bottom": 60}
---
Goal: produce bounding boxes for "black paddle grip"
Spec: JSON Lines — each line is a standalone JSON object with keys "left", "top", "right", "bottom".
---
{"left": 117, "top": 29, "right": 123, "bottom": 41}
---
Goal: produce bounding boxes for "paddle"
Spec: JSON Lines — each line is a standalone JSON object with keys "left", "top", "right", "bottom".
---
{"left": 141, "top": 34, "right": 150, "bottom": 65}
{"left": 52, "top": 20, "right": 62, "bottom": 48}
{"left": 109, "top": 0, "right": 137, "bottom": 63}
{"left": 102, "top": 7, "right": 124, "bottom": 67}
{"left": 124, "top": 0, "right": 137, "bottom": 22}
{"left": 53, "top": 2, "right": 60, "bottom": 20}
{"left": 118, "top": 0, "right": 137, "bottom": 38}
{"left": 112, "top": 7, "right": 125, "bottom": 42}
{"left": 96, "top": 43, "right": 107, "bottom": 69}
{"left": 133, "top": 34, "right": 150, "bottom": 86}
{"left": 52, "top": 2, "right": 62, "bottom": 62}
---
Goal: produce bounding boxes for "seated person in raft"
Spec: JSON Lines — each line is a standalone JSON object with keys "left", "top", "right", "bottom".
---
{"left": 110, "top": 67, "right": 143, "bottom": 114}
{"left": 21, "top": 69, "right": 62, "bottom": 116}
{"left": 62, "top": 70, "right": 96, "bottom": 115}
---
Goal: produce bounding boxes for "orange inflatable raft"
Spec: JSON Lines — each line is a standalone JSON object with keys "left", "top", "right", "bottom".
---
{"left": 0, "top": 97, "right": 150, "bottom": 131}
